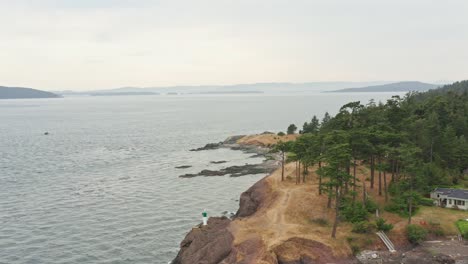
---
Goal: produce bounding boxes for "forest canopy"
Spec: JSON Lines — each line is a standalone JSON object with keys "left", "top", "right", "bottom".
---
{"left": 279, "top": 80, "right": 468, "bottom": 236}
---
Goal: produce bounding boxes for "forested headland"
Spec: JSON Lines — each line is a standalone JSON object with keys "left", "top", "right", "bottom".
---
{"left": 276, "top": 80, "right": 468, "bottom": 238}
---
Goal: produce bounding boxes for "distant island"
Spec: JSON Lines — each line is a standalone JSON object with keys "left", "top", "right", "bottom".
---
{"left": 0, "top": 86, "right": 60, "bottom": 99}
{"left": 191, "top": 91, "right": 264, "bottom": 95}
{"left": 90, "top": 92, "right": 159, "bottom": 96}
{"left": 329, "top": 81, "right": 438, "bottom": 93}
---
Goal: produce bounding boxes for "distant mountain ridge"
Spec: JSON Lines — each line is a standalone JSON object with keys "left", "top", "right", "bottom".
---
{"left": 329, "top": 81, "right": 439, "bottom": 93}
{"left": 0, "top": 86, "right": 60, "bottom": 99}
{"left": 59, "top": 82, "right": 391, "bottom": 95}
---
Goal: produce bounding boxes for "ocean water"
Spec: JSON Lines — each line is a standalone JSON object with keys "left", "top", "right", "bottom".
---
{"left": 0, "top": 93, "right": 401, "bottom": 263}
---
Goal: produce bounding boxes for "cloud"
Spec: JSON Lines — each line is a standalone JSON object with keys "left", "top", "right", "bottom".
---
{"left": 0, "top": 0, "right": 467, "bottom": 90}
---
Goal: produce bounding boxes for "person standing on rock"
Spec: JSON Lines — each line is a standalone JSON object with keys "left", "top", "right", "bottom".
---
{"left": 202, "top": 209, "right": 208, "bottom": 226}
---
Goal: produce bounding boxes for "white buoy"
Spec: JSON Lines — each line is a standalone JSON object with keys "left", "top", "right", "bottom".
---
{"left": 202, "top": 209, "right": 208, "bottom": 226}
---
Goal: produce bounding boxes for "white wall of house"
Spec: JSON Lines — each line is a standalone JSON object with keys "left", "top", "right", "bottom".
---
{"left": 445, "top": 198, "right": 468, "bottom": 210}
{"left": 430, "top": 191, "right": 468, "bottom": 210}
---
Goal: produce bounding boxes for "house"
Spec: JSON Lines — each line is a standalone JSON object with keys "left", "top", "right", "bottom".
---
{"left": 430, "top": 188, "right": 468, "bottom": 210}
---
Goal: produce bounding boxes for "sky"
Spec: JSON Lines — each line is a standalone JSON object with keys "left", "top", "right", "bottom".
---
{"left": 0, "top": 0, "right": 467, "bottom": 91}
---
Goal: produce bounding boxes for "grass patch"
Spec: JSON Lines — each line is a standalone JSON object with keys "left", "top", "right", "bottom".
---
{"left": 456, "top": 219, "right": 468, "bottom": 239}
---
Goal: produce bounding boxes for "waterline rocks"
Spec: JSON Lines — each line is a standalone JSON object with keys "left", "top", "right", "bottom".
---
{"left": 179, "top": 161, "right": 278, "bottom": 178}
{"left": 171, "top": 217, "right": 234, "bottom": 264}
{"left": 175, "top": 165, "right": 192, "bottom": 169}
{"left": 190, "top": 142, "right": 223, "bottom": 151}
{"left": 210, "top": 160, "right": 227, "bottom": 164}
{"left": 181, "top": 135, "right": 280, "bottom": 178}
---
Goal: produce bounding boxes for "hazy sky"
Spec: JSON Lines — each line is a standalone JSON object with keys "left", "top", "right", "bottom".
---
{"left": 1, "top": 0, "right": 467, "bottom": 91}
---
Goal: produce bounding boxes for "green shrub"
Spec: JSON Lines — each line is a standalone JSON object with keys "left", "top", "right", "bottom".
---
{"left": 352, "top": 221, "right": 375, "bottom": 234}
{"left": 456, "top": 220, "right": 468, "bottom": 239}
{"left": 277, "top": 131, "right": 285, "bottom": 136}
{"left": 350, "top": 244, "right": 361, "bottom": 255}
{"left": 384, "top": 196, "right": 420, "bottom": 217}
{"left": 419, "top": 198, "right": 434, "bottom": 207}
{"left": 342, "top": 203, "right": 369, "bottom": 223}
{"left": 463, "top": 232, "right": 468, "bottom": 240}
{"left": 365, "top": 198, "right": 379, "bottom": 214}
{"left": 376, "top": 218, "right": 393, "bottom": 232}
{"left": 406, "top": 224, "right": 428, "bottom": 244}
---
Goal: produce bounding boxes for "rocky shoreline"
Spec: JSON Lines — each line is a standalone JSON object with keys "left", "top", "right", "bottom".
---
{"left": 179, "top": 135, "right": 280, "bottom": 178}
{"left": 172, "top": 135, "right": 468, "bottom": 264}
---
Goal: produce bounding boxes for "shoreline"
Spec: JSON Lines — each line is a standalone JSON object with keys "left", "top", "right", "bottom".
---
{"left": 172, "top": 134, "right": 468, "bottom": 264}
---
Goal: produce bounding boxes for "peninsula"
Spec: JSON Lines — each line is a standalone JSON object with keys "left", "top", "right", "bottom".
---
{"left": 173, "top": 81, "right": 468, "bottom": 264}
{"left": 0, "top": 86, "right": 60, "bottom": 99}
{"left": 329, "top": 81, "right": 438, "bottom": 93}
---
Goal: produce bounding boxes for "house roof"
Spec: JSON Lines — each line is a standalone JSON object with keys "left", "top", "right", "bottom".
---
{"left": 434, "top": 188, "right": 468, "bottom": 200}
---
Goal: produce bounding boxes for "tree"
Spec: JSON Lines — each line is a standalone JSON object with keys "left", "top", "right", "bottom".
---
{"left": 273, "top": 141, "right": 292, "bottom": 181}
{"left": 302, "top": 115, "right": 320, "bottom": 134}
{"left": 317, "top": 131, "right": 352, "bottom": 238}
{"left": 287, "top": 124, "right": 297, "bottom": 135}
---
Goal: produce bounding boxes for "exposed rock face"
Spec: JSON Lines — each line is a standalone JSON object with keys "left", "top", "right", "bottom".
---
{"left": 190, "top": 142, "right": 223, "bottom": 151}
{"left": 172, "top": 217, "right": 234, "bottom": 264}
{"left": 235, "top": 178, "right": 269, "bottom": 218}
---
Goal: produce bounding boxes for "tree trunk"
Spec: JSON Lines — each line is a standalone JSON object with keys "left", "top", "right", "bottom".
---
{"left": 363, "top": 176, "right": 367, "bottom": 208}
{"left": 378, "top": 156, "right": 382, "bottom": 196}
{"left": 318, "top": 162, "right": 322, "bottom": 195}
{"left": 298, "top": 162, "right": 301, "bottom": 184}
{"left": 345, "top": 164, "right": 350, "bottom": 193}
{"left": 396, "top": 160, "right": 400, "bottom": 181}
{"left": 295, "top": 161, "right": 298, "bottom": 184}
{"left": 408, "top": 196, "right": 413, "bottom": 224}
{"left": 408, "top": 174, "right": 413, "bottom": 224}
{"left": 391, "top": 159, "right": 395, "bottom": 182}
{"left": 352, "top": 159, "right": 357, "bottom": 204}
{"left": 370, "top": 156, "right": 375, "bottom": 189}
{"left": 331, "top": 186, "right": 340, "bottom": 238}
{"left": 327, "top": 185, "right": 332, "bottom": 208}
{"left": 281, "top": 152, "right": 285, "bottom": 181}
{"left": 303, "top": 162, "right": 306, "bottom": 183}
{"left": 383, "top": 170, "right": 388, "bottom": 202}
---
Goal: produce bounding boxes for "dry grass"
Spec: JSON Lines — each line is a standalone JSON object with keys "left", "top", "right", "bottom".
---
{"left": 230, "top": 160, "right": 468, "bottom": 261}
{"left": 237, "top": 133, "right": 298, "bottom": 147}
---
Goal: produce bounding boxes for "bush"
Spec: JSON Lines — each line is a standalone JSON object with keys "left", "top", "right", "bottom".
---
{"left": 376, "top": 218, "right": 393, "bottom": 232}
{"left": 463, "top": 232, "right": 468, "bottom": 240}
{"left": 407, "top": 224, "right": 428, "bottom": 244}
{"left": 419, "top": 198, "right": 434, "bottom": 207}
{"left": 342, "top": 203, "right": 369, "bottom": 223}
{"left": 287, "top": 124, "right": 297, "bottom": 134}
{"left": 456, "top": 220, "right": 468, "bottom": 239}
{"left": 277, "top": 131, "right": 285, "bottom": 136}
{"left": 384, "top": 196, "right": 420, "bottom": 217}
{"left": 365, "top": 198, "right": 379, "bottom": 214}
{"left": 350, "top": 244, "right": 360, "bottom": 255}
{"left": 352, "top": 221, "right": 375, "bottom": 234}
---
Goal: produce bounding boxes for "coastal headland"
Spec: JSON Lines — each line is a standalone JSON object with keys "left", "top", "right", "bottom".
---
{"left": 173, "top": 134, "right": 468, "bottom": 264}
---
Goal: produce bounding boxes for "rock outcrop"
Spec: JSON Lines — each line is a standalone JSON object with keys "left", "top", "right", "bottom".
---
{"left": 172, "top": 217, "right": 234, "bottom": 264}
{"left": 236, "top": 178, "right": 270, "bottom": 218}
{"left": 179, "top": 162, "right": 278, "bottom": 178}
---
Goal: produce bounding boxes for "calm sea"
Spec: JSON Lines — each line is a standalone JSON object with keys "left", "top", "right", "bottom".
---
{"left": 0, "top": 93, "right": 400, "bottom": 263}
